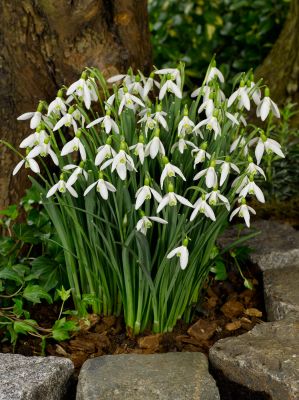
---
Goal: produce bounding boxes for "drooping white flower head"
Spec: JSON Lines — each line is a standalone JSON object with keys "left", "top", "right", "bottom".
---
{"left": 216, "top": 158, "right": 240, "bottom": 186}
{"left": 228, "top": 82, "right": 250, "bottom": 111}
{"left": 206, "top": 61, "right": 224, "bottom": 83}
{"left": 167, "top": 239, "right": 189, "bottom": 270}
{"left": 135, "top": 181, "right": 162, "bottom": 210}
{"left": 256, "top": 88, "right": 280, "bottom": 121}
{"left": 63, "top": 162, "right": 88, "bottom": 186}
{"left": 136, "top": 215, "right": 167, "bottom": 236}
{"left": 129, "top": 136, "right": 146, "bottom": 165}
{"left": 239, "top": 177, "right": 265, "bottom": 203}
{"left": 19, "top": 127, "right": 49, "bottom": 149}
{"left": 193, "top": 114, "right": 221, "bottom": 139}
{"left": 154, "top": 68, "right": 181, "bottom": 88}
{"left": 118, "top": 88, "right": 145, "bottom": 115}
{"left": 61, "top": 130, "right": 86, "bottom": 161}
{"left": 246, "top": 158, "right": 266, "bottom": 179}
{"left": 206, "top": 189, "right": 230, "bottom": 211}
{"left": 87, "top": 112, "right": 119, "bottom": 134}
{"left": 95, "top": 139, "right": 117, "bottom": 167}
{"left": 171, "top": 138, "right": 196, "bottom": 155}
{"left": 84, "top": 173, "right": 116, "bottom": 200}
{"left": 145, "top": 130, "right": 165, "bottom": 160}
{"left": 13, "top": 157, "right": 40, "bottom": 176}
{"left": 53, "top": 106, "right": 79, "bottom": 132}
{"left": 178, "top": 108, "right": 195, "bottom": 135}
{"left": 190, "top": 195, "right": 216, "bottom": 222}
{"left": 193, "top": 161, "right": 218, "bottom": 189}
{"left": 157, "top": 186, "right": 193, "bottom": 213}
{"left": 100, "top": 145, "right": 136, "bottom": 180}
{"left": 142, "top": 71, "right": 160, "bottom": 98}
{"left": 27, "top": 138, "right": 59, "bottom": 166}
{"left": 229, "top": 198, "right": 256, "bottom": 227}
{"left": 46, "top": 176, "right": 78, "bottom": 198}
{"left": 251, "top": 133, "right": 285, "bottom": 165}
{"left": 160, "top": 159, "right": 186, "bottom": 188}
{"left": 198, "top": 99, "right": 215, "bottom": 117}
{"left": 66, "top": 72, "right": 94, "bottom": 109}
{"left": 192, "top": 143, "right": 211, "bottom": 167}
{"left": 17, "top": 103, "right": 43, "bottom": 129}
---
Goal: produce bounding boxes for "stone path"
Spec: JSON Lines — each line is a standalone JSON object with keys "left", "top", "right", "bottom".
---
{"left": 0, "top": 354, "right": 73, "bottom": 400}
{"left": 210, "top": 220, "right": 299, "bottom": 400}
{"left": 76, "top": 352, "right": 220, "bottom": 400}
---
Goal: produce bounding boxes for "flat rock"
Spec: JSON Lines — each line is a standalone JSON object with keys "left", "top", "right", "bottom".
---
{"left": 218, "top": 220, "right": 299, "bottom": 271}
{"left": 264, "top": 265, "right": 299, "bottom": 321}
{"left": 76, "top": 352, "right": 220, "bottom": 400}
{"left": 209, "top": 318, "right": 299, "bottom": 400}
{"left": 0, "top": 353, "right": 74, "bottom": 400}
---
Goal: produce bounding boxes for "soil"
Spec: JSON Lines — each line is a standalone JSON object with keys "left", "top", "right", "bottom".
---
{"left": 0, "top": 264, "right": 266, "bottom": 378}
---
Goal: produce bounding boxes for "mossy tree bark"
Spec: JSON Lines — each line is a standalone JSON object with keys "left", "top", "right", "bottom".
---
{"left": 255, "top": 0, "right": 299, "bottom": 107}
{"left": 0, "top": 0, "right": 152, "bottom": 208}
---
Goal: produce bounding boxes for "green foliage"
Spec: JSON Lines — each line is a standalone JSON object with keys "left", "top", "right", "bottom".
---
{"left": 0, "top": 188, "right": 78, "bottom": 349}
{"left": 258, "top": 103, "right": 299, "bottom": 200}
{"left": 149, "top": 0, "right": 290, "bottom": 84}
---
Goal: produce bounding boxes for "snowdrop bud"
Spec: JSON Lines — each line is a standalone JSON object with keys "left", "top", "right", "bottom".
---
{"left": 144, "top": 177, "right": 150, "bottom": 186}
{"left": 123, "top": 86, "right": 129, "bottom": 94}
{"left": 60, "top": 173, "right": 64, "bottom": 181}
{"left": 36, "top": 125, "right": 42, "bottom": 133}
{"left": 106, "top": 136, "right": 112, "bottom": 145}
{"left": 240, "top": 80, "right": 245, "bottom": 88}
{"left": 265, "top": 87, "right": 270, "bottom": 97}
{"left": 150, "top": 72, "right": 155, "bottom": 79}
{"left": 210, "top": 160, "right": 216, "bottom": 168}
{"left": 162, "top": 156, "right": 169, "bottom": 165}
{"left": 139, "top": 135, "right": 145, "bottom": 143}
{"left": 201, "top": 142, "right": 208, "bottom": 150}
{"left": 154, "top": 128, "right": 160, "bottom": 137}
{"left": 68, "top": 106, "right": 75, "bottom": 114}
{"left": 81, "top": 71, "right": 88, "bottom": 80}
{"left": 248, "top": 155, "right": 253, "bottom": 163}
{"left": 44, "top": 137, "right": 50, "bottom": 145}
{"left": 79, "top": 161, "right": 85, "bottom": 168}
{"left": 106, "top": 109, "right": 111, "bottom": 116}
{"left": 240, "top": 197, "right": 246, "bottom": 205}
{"left": 182, "top": 238, "right": 189, "bottom": 247}
{"left": 183, "top": 105, "right": 188, "bottom": 116}
{"left": 75, "top": 130, "right": 82, "bottom": 138}
{"left": 168, "top": 183, "right": 174, "bottom": 192}
{"left": 122, "top": 214, "right": 128, "bottom": 228}
{"left": 57, "top": 89, "right": 64, "bottom": 98}
{"left": 120, "top": 141, "right": 127, "bottom": 151}
{"left": 156, "top": 104, "right": 162, "bottom": 112}
{"left": 25, "top": 147, "right": 30, "bottom": 156}
{"left": 37, "top": 101, "right": 44, "bottom": 113}
{"left": 213, "top": 109, "right": 219, "bottom": 118}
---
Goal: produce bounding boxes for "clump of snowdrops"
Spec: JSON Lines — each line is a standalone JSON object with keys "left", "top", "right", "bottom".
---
{"left": 10, "top": 59, "right": 283, "bottom": 334}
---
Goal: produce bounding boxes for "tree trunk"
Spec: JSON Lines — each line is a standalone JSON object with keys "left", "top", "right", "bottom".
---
{"left": 255, "top": 0, "right": 299, "bottom": 107}
{"left": 0, "top": 0, "right": 152, "bottom": 208}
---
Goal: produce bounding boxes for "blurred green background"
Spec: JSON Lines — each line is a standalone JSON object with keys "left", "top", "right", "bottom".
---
{"left": 149, "top": 0, "right": 290, "bottom": 83}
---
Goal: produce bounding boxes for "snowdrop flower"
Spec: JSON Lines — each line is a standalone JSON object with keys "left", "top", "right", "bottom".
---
{"left": 160, "top": 158, "right": 186, "bottom": 188}
{"left": 167, "top": 239, "right": 189, "bottom": 270}
{"left": 225, "top": 112, "right": 240, "bottom": 126}
{"left": 239, "top": 176, "right": 265, "bottom": 203}
{"left": 95, "top": 139, "right": 116, "bottom": 166}
{"left": 130, "top": 136, "right": 146, "bottom": 164}
{"left": 230, "top": 134, "right": 249, "bottom": 156}
{"left": 155, "top": 68, "right": 181, "bottom": 88}
{"left": 171, "top": 138, "right": 196, "bottom": 154}
{"left": 251, "top": 133, "right": 284, "bottom": 165}
{"left": 142, "top": 72, "right": 160, "bottom": 98}
{"left": 127, "top": 75, "right": 144, "bottom": 97}
{"left": 192, "top": 143, "right": 211, "bottom": 166}
{"left": 118, "top": 87, "right": 145, "bottom": 115}
{"left": 46, "top": 175, "right": 78, "bottom": 198}
{"left": 47, "top": 92, "right": 67, "bottom": 116}
{"left": 145, "top": 130, "right": 165, "bottom": 159}
{"left": 27, "top": 138, "right": 59, "bottom": 166}
{"left": 194, "top": 161, "right": 217, "bottom": 189}
{"left": 193, "top": 113, "right": 221, "bottom": 139}
{"left": 216, "top": 158, "right": 240, "bottom": 186}
{"left": 17, "top": 103, "right": 43, "bottom": 129}
{"left": 206, "top": 62, "right": 224, "bottom": 83}
{"left": 138, "top": 111, "right": 157, "bottom": 136}
{"left": 135, "top": 179, "right": 162, "bottom": 210}
{"left": 53, "top": 106, "right": 78, "bottom": 132}
{"left": 61, "top": 130, "right": 86, "bottom": 160}
{"left": 190, "top": 194, "right": 216, "bottom": 222}
{"left": 198, "top": 98, "right": 214, "bottom": 117}
{"left": 256, "top": 88, "right": 280, "bottom": 121}
{"left": 66, "top": 72, "right": 93, "bottom": 109}
{"left": 157, "top": 185, "right": 193, "bottom": 213}
{"left": 107, "top": 73, "right": 132, "bottom": 85}
{"left": 229, "top": 198, "right": 256, "bottom": 228}
{"left": 19, "top": 127, "right": 49, "bottom": 149}
{"left": 136, "top": 215, "right": 167, "bottom": 236}
{"left": 152, "top": 108, "right": 168, "bottom": 131}
{"left": 206, "top": 189, "right": 230, "bottom": 211}
{"left": 247, "top": 81, "right": 261, "bottom": 106}
{"left": 159, "top": 79, "right": 182, "bottom": 100}
{"left": 228, "top": 82, "right": 250, "bottom": 111}
{"left": 84, "top": 173, "right": 116, "bottom": 200}
{"left": 101, "top": 145, "right": 136, "bottom": 180}
{"left": 63, "top": 162, "right": 88, "bottom": 186}
{"left": 13, "top": 156, "right": 40, "bottom": 176}
{"left": 178, "top": 108, "right": 195, "bottom": 135}
{"left": 86, "top": 112, "right": 119, "bottom": 134}
{"left": 246, "top": 158, "right": 266, "bottom": 179}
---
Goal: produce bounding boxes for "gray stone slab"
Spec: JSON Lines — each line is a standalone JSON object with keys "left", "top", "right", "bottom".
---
{"left": 264, "top": 265, "right": 299, "bottom": 321}
{"left": 209, "top": 318, "right": 299, "bottom": 400}
{"left": 0, "top": 353, "right": 74, "bottom": 400}
{"left": 218, "top": 220, "right": 299, "bottom": 271}
{"left": 76, "top": 352, "right": 220, "bottom": 400}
